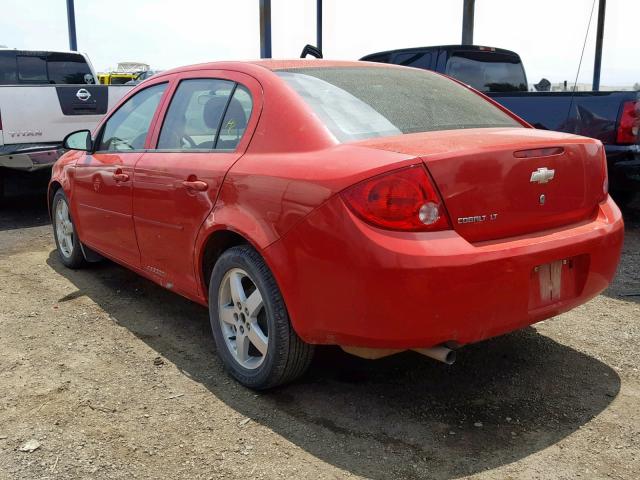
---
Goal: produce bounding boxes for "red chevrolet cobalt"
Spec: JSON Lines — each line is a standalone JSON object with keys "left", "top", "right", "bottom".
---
{"left": 50, "top": 60, "right": 623, "bottom": 388}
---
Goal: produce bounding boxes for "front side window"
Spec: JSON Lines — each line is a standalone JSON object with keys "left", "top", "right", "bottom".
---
{"left": 277, "top": 67, "right": 523, "bottom": 143}
{"left": 98, "top": 83, "right": 167, "bottom": 152}
{"left": 158, "top": 78, "right": 252, "bottom": 151}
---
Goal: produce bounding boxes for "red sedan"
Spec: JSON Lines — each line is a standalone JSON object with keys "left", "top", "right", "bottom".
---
{"left": 50, "top": 60, "right": 624, "bottom": 389}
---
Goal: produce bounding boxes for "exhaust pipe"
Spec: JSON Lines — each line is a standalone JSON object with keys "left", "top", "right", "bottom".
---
{"left": 413, "top": 346, "right": 456, "bottom": 365}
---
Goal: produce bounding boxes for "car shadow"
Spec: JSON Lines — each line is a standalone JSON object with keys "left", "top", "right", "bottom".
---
{"left": 0, "top": 167, "right": 51, "bottom": 233}
{"left": 0, "top": 193, "right": 50, "bottom": 231}
{"left": 46, "top": 251, "right": 620, "bottom": 479}
{"left": 603, "top": 202, "right": 640, "bottom": 304}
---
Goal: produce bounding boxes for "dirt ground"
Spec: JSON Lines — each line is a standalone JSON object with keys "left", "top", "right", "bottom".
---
{"left": 0, "top": 189, "right": 639, "bottom": 480}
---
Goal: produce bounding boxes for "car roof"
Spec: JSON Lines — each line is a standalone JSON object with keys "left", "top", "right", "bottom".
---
{"left": 152, "top": 59, "right": 394, "bottom": 80}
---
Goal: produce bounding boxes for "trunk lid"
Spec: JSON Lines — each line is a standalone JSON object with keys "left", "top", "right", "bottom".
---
{"left": 357, "top": 128, "right": 606, "bottom": 242}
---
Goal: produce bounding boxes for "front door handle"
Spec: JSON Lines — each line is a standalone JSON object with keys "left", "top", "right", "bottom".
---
{"left": 182, "top": 179, "right": 209, "bottom": 192}
{"left": 113, "top": 170, "right": 129, "bottom": 182}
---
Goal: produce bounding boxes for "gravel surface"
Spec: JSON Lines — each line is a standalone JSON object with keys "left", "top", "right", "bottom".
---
{"left": 0, "top": 192, "right": 638, "bottom": 480}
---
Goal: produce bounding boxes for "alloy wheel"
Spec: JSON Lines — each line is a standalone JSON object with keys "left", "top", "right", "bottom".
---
{"left": 55, "top": 199, "right": 74, "bottom": 258}
{"left": 217, "top": 268, "right": 269, "bottom": 369}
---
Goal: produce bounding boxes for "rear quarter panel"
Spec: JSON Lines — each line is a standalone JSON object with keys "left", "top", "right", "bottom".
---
{"left": 194, "top": 144, "right": 417, "bottom": 300}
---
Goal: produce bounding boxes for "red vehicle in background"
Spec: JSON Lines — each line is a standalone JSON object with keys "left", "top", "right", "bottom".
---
{"left": 49, "top": 60, "right": 623, "bottom": 389}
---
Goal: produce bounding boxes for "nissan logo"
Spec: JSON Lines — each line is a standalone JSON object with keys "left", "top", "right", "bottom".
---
{"left": 76, "top": 88, "right": 92, "bottom": 101}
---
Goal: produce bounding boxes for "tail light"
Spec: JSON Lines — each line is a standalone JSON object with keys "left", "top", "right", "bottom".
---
{"left": 616, "top": 100, "right": 638, "bottom": 144}
{"left": 341, "top": 165, "right": 451, "bottom": 231}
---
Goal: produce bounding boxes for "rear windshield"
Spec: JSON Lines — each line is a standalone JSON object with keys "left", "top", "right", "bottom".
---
{"left": 445, "top": 51, "right": 527, "bottom": 92}
{"left": 0, "top": 51, "right": 95, "bottom": 85}
{"left": 276, "top": 67, "right": 522, "bottom": 143}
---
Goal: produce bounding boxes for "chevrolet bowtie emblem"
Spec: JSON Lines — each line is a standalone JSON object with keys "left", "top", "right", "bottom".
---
{"left": 530, "top": 167, "right": 555, "bottom": 184}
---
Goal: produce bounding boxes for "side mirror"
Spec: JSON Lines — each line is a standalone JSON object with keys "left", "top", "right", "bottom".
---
{"left": 63, "top": 129, "right": 93, "bottom": 151}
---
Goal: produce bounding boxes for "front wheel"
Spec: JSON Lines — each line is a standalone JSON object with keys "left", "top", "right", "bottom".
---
{"left": 209, "top": 245, "right": 314, "bottom": 389}
{"left": 52, "top": 189, "right": 87, "bottom": 269}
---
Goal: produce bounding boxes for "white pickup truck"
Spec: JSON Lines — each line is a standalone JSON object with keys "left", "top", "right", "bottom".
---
{"left": 0, "top": 49, "right": 131, "bottom": 189}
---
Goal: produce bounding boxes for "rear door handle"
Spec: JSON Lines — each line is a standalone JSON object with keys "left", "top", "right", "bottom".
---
{"left": 182, "top": 180, "right": 209, "bottom": 192}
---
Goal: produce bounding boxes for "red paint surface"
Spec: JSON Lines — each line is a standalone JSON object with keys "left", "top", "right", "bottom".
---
{"left": 50, "top": 60, "right": 624, "bottom": 349}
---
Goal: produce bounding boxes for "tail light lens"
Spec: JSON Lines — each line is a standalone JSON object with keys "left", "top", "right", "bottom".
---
{"left": 616, "top": 100, "right": 638, "bottom": 144}
{"left": 341, "top": 165, "right": 451, "bottom": 231}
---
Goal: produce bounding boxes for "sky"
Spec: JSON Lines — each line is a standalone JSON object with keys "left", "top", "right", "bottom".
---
{"left": 1, "top": 0, "right": 638, "bottom": 87}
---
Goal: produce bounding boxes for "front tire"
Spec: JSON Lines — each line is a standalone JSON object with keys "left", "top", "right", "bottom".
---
{"left": 52, "top": 189, "right": 87, "bottom": 269}
{"left": 209, "top": 245, "right": 314, "bottom": 389}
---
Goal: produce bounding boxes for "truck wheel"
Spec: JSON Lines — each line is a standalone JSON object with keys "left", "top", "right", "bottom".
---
{"left": 52, "top": 189, "right": 87, "bottom": 269}
{"left": 208, "top": 245, "right": 314, "bottom": 389}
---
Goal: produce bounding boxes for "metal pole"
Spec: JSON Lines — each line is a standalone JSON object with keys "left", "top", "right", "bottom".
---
{"left": 462, "top": 0, "right": 475, "bottom": 45}
{"left": 592, "top": 0, "right": 606, "bottom": 91}
{"left": 66, "top": 0, "right": 77, "bottom": 51}
{"left": 259, "top": 0, "right": 272, "bottom": 58}
{"left": 317, "top": 0, "right": 322, "bottom": 52}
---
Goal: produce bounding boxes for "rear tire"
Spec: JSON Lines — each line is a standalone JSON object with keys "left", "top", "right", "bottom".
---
{"left": 52, "top": 189, "right": 87, "bottom": 269}
{"left": 208, "top": 245, "right": 314, "bottom": 389}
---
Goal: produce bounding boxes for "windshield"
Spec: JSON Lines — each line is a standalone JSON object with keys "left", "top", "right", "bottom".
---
{"left": 276, "top": 67, "right": 522, "bottom": 143}
{"left": 445, "top": 51, "right": 527, "bottom": 92}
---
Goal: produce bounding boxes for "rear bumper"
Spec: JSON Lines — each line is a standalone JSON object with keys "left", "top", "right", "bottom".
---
{"left": 265, "top": 195, "right": 624, "bottom": 349}
{"left": 0, "top": 144, "right": 64, "bottom": 171}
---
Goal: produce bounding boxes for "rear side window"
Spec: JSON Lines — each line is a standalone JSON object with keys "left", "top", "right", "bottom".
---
{"left": 47, "top": 53, "right": 94, "bottom": 84}
{"left": 277, "top": 67, "right": 522, "bottom": 143}
{"left": 158, "top": 79, "right": 234, "bottom": 150}
{"left": 98, "top": 83, "right": 167, "bottom": 151}
{"left": 17, "top": 55, "right": 47, "bottom": 83}
{"left": 158, "top": 79, "right": 252, "bottom": 151}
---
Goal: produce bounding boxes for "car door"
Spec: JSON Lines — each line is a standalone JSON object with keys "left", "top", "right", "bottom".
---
{"left": 132, "top": 70, "right": 260, "bottom": 295}
{"left": 73, "top": 81, "right": 169, "bottom": 266}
